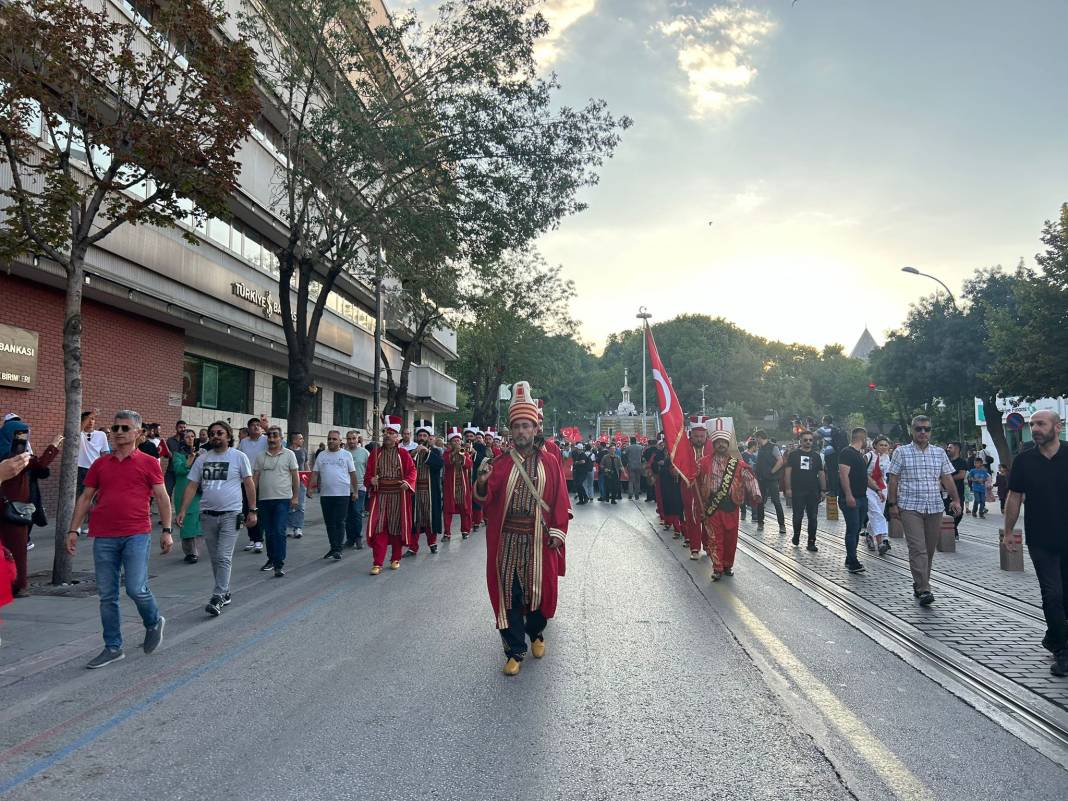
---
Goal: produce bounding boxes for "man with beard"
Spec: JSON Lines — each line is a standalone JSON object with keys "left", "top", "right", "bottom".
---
{"left": 443, "top": 427, "right": 474, "bottom": 540}
{"left": 680, "top": 417, "right": 711, "bottom": 560}
{"left": 474, "top": 382, "right": 570, "bottom": 676}
{"left": 408, "top": 421, "right": 444, "bottom": 555}
{"left": 365, "top": 416, "right": 418, "bottom": 574}
{"left": 699, "top": 428, "right": 761, "bottom": 581}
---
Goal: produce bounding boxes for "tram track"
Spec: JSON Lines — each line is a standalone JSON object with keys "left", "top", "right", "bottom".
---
{"left": 733, "top": 527, "right": 1068, "bottom": 769}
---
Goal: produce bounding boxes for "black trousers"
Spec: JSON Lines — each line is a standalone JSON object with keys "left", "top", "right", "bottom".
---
{"left": 575, "top": 475, "right": 589, "bottom": 503}
{"left": 792, "top": 491, "right": 820, "bottom": 543}
{"left": 320, "top": 496, "right": 349, "bottom": 553}
{"left": 242, "top": 485, "right": 263, "bottom": 544}
{"left": 1029, "top": 544, "right": 1068, "bottom": 652}
{"left": 756, "top": 479, "right": 785, "bottom": 528}
{"left": 500, "top": 572, "right": 547, "bottom": 661}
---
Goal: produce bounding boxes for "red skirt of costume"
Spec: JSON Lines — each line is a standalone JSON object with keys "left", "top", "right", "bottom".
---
{"left": 443, "top": 454, "right": 473, "bottom": 533}
{"left": 364, "top": 446, "right": 418, "bottom": 550}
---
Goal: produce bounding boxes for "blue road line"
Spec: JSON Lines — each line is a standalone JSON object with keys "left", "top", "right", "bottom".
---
{"left": 0, "top": 579, "right": 354, "bottom": 796}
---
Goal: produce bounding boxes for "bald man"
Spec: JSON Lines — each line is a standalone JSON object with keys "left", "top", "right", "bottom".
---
{"left": 1003, "top": 410, "right": 1068, "bottom": 677}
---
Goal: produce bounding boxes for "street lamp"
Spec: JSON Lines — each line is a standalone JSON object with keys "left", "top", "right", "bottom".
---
{"left": 902, "top": 265, "right": 963, "bottom": 441}
{"left": 636, "top": 306, "right": 652, "bottom": 436}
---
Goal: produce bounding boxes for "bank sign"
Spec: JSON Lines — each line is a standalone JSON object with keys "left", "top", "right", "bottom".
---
{"left": 0, "top": 323, "right": 38, "bottom": 389}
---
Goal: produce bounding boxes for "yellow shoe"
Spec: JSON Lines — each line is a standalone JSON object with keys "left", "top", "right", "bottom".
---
{"left": 390, "top": 560, "right": 401, "bottom": 570}
{"left": 370, "top": 565, "right": 382, "bottom": 575}
{"left": 531, "top": 639, "right": 545, "bottom": 659}
{"left": 503, "top": 657, "right": 521, "bottom": 676}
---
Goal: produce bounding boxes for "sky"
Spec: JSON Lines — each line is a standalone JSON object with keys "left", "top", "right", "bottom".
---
{"left": 393, "top": 1, "right": 1068, "bottom": 353}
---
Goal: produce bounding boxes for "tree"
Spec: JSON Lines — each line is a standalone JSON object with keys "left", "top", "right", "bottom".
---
{"left": 0, "top": 0, "right": 258, "bottom": 582}
{"left": 242, "top": 0, "right": 629, "bottom": 437}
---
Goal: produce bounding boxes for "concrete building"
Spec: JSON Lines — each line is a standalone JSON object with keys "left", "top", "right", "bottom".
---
{"left": 0, "top": 0, "right": 457, "bottom": 484}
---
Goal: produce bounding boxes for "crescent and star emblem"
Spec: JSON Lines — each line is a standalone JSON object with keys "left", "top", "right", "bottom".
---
{"left": 652, "top": 368, "right": 671, "bottom": 415}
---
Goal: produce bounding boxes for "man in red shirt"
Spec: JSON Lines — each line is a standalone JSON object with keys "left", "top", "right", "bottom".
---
{"left": 68, "top": 410, "right": 172, "bottom": 669}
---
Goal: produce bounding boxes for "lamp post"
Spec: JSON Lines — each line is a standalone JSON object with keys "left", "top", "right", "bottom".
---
{"left": 636, "top": 306, "right": 652, "bottom": 436}
{"left": 901, "top": 266, "right": 963, "bottom": 442}
{"left": 372, "top": 245, "right": 385, "bottom": 444}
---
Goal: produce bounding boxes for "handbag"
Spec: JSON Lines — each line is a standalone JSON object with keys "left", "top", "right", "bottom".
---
{"left": 2, "top": 497, "right": 36, "bottom": 526}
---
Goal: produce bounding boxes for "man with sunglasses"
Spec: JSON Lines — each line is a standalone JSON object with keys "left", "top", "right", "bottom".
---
{"left": 67, "top": 411, "right": 169, "bottom": 669}
{"left": 785, "top": 430, "right": 826, "bottom": 552}
{"left": 886, "top": 415, "right": 961, "bottom": 606}
{"left": 176, "top": 422, "right": 256, "bottom": 617}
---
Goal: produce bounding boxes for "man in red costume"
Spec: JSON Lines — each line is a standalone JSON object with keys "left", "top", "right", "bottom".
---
{"left": 474, "top": 381, "right": 570, "bottom": 676}
{"left": 699, "top": 425, "right": 761, "bottom": 581}
{"left": 680, "top": 416, "right": 710, "bottom": 560}
{"left": 443, "top": 426, "right": 473, "bottom": 541}
{"left": 365, "top": 416, "right": 417, "bottom": 574}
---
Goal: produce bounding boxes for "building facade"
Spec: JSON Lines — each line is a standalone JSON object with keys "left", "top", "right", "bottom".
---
{"left": 0, "top": 0, "right": 457, "bottom": 484}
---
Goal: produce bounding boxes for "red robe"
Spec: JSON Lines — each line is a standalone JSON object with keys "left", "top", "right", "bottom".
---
{"left": 364, "top": 445, "right": 417, "bottom": 548}
{"left": 443, "top": 449, "right": 473, "bottom": 522}
{"left": 680, "top": 441, "right": 707, "bottom": 552}
{"left": 476, "top": 447, "right": 570, "bottom": 629}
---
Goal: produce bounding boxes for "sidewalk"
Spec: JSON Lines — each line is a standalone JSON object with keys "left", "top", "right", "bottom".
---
{"left": 0, "top": 502, "right": 341, "bottom": 685}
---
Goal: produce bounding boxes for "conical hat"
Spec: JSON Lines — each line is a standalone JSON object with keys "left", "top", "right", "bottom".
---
{"left": 509, "top": 381, "right": 540, "bottom": 426}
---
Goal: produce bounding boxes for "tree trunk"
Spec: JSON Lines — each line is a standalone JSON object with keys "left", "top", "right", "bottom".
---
{"left": 51, "top": 254, "right": 85, "bottom": 584}
{"left": 286, "top": 358, "right": 314, "bottom": 439}
{"left": 981, "top": 395, "right": 1012, "bottom": 467}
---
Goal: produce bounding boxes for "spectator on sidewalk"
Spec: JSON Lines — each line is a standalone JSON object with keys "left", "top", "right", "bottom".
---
{"left": 1002, "top": 410, "right": 1068, "bottom": 677}
{"left": 625, "top": 437, "right": 645, "bottom": 500}
{"left": 309, "top": 431, "right": 357, "bottom": 560}
{"left": 784, "top": 430, "right": 825, "bottom": 552}
{"left": 171, "top": 429, "right": 203, "bottom": 563}
{"left": 0, "top": 418, "right": 61, "bottom": 598}
{"left": 966, "top": 458, "right": 990, "bottom": 518}
{"left": 344, "top": 430, "right": 369, "bottom": 549}
{"left": 571, "top": 444, "right": 592, "bottom": 505}
{"left": 740, "top": 440, "right": 758, "bottom": 521}
{"left": 945, "top": 442, "right": 968, "bottom": 537}
{"left": 176, "top": 421, "right": 257, "bottom": 617}
{"left": 288, "top": 432, "right": 308, "bottom": 539}
{"left": 995, "top": 463, "right": 1009, "bottom": 513}
{"left": 838, "top": 427, "right": 870, "bottom": 574}
{"left": 253, "top": 426, "right": 299, "bottom": 577}
{"left": 163, "top": 420, "right": 186, "bottom": 497}
{"left": 76, "top": 410, "right": 110, "bottom": 535}
{"left": 886, "top": 415, "right": 962, "bottom": 607}
{"left": 66, "top": 410, "right": 169, "bottom": 669}
{"left": 866, "top": 435, "right": 892, "bottom": 556}
{"left": 754, "top": 431, "right": 786, "bottom": 533}
{"left": 238, "top": 417, "right": 268, "bottom": 554}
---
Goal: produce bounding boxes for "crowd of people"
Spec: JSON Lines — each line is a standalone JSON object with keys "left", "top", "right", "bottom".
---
{"left": 0, "top": 398, "right": 1064, "bottom": 679}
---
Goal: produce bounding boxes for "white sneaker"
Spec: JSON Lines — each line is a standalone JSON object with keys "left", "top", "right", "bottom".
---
{"left": 294, "top": 528, "right": 303, "bottom": 539}
{"left": 253, "top": 542, "right": 263, "bottom": 553}
{"left": 243, "top": 543, "right": 255, "bottom": 552}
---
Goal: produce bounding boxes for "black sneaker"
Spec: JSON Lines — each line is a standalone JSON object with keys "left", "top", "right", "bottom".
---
{"left": 323, "top": 550, "right": 336, "bottom": 559}
{"left": 430, "top": 544, "right": 438, "bottom": 554}
{"left": 331, "top": 551, "right": 342, "bottom": 561}
{"left": 259, "top": 560, "right": 274, "bottom": 572}
{"left": 355, "top": 540, "right": 364, "bottom": 550}
{"left": 918, "top": 591, "right": 935, "bottom": 606}
{"left": 205, "top": 596, "right": 223, "bottom": 616}
{"left": 1051, "top": 649, "right": 1068, "bottom": 677}
{"left": 878, "top": 541, "right": 891, "bottom": 556}
{"left": 461, "top": 533, "right": 470, "bottom": 540}
{"left": 184, "top": 554, "right": 197, "bottom": 563}
{"left": 756, "top": 524, "right": 765, "bottom": 532}
{"left": 847, "top": 562, "right": 866, "bottom": 574}
{"left": 806, "top": 543, "right": 819, "bottom": 553}
{"left": 86, "top": 648, "right": 125, "bottom": 669}
{"left": 723, "top": 567, "right": 734, "bottom": 577}
{"left": 143, "top": 616, "right": 165, "bottom": 654}
{"left": 791, "top": 534, "right": 800, "bottom": 546}
{"left": 403, "top": 549, "right": 416, "bottom": 558}
{"left": 274, "top": 568, "right": 285, "bottom": 578}
{"left": 222, "top": 592, "right": 232, "bottom": 606}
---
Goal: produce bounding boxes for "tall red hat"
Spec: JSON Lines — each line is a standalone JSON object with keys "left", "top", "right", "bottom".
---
{"left": 383, "top": 415, "right": 402, "bottom": 433}
{"left": 509, "top": 382, "right": 541, "bottom": 427}
{"left": 447, "top": 426, "right": 463, "bottom": 440}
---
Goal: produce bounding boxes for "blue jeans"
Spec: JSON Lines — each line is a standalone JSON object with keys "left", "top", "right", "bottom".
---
{"left": 93, "top": 534, "right": 160, "bottom": 650}
{"left": 288, "top": 484, "right": 306, "bottom": 530}
{"left": 346, "top": 489, "right": 365, "bottom": 545}
{"left": 259, "top": 498, "right": 289, "bottom": 567}
{"left": 583, "top": 472, "right": 594, "bottom": 500}
{"left": 840, "top": 494, "right": 868, "bottom": 565}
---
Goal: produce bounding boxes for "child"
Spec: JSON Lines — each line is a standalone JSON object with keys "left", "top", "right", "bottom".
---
{"left": 994, "top": 463, "right": 1009, "bottom": 513}
{"left": 966, "top": 457, "right": 991, "bottom": 518}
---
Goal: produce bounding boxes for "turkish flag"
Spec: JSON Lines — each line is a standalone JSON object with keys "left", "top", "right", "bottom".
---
{"left": 646, "top": 323, "right": 697, "bottom": 485}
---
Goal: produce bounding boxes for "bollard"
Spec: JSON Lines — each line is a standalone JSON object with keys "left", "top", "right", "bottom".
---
{"left": 825, "top": 494, "right": 839, "bottom": 521}
{"left": 999, "top": 528, "right": 1024, "bottom": 571}
{"left": 936, "top": 514, "right": 956, "bottom": 552}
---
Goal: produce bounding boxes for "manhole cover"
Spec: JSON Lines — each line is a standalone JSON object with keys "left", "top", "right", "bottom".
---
{"left": 27, "top": 570, "right": 98, "bottom": 598}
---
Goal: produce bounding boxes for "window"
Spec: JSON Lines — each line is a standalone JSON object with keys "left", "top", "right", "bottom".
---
{"left": 271, "top": 376, "right": 321, "bottom": 423}
{"left": 183, "top": 354, "right": 251, "bottom": 413}
{"left": 333, "top": 392, "right": 366, "bottom": 429}
{"left": 208, "top": 217, "right": 230, "bottom": 249}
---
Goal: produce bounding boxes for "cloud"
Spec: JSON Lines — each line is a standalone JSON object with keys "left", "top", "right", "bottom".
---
{"left": 657, "top": 4, "right": 776, "bottom": 117}
{"left": 534, "top": 0, "right": 598, "bottom": 66}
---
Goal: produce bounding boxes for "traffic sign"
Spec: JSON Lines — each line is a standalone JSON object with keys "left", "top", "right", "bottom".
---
{"left": 1005, "top": 412, "right": 1025, "bottom": 432}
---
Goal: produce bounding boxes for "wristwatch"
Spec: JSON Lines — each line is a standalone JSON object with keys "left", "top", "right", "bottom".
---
{"left": 162, "top": 527, "right": 173, "bottom": 534}
{"left": 887, "top": 501, "right": 897, "bottom": 507}
{"left": 247, "top": 508, "right": 258, "bottom": 513}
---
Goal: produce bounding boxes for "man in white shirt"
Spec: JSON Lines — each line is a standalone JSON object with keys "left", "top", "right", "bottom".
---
{"left": 176, "top": 421, "right": 257, "bottom": 617}
{"left": 76, "top": 410, "right": 110, "bottom": 533}
{"left": 237, "top": 416, "right": 268, "bottom": 553}
{"left": 400, "top": 426, "right": 418, "bottom": 453}
{"left": 309, "top": 430, "right": 358, "bottom": 560}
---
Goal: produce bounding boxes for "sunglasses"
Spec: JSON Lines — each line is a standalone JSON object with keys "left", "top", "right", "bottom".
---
{"left": 267, "top": 432, "right": 281, "bottom": 438}
{"left": 110, "top": 424, "right": 133, "bottom": 433}
{"left": 210, "top": 430, "right": 227, "bottom": 437}
{"left": 913, "top": 426, "right": 932, "bottom": 432}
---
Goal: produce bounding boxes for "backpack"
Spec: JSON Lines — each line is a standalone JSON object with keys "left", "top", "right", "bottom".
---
{"left": 830, "top": 426, "right": 848, "bottom": 452}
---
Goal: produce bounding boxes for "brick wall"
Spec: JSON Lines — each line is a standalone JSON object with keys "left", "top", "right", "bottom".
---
{"left": 0, "top": 274, "right": 186, "bottom": 511}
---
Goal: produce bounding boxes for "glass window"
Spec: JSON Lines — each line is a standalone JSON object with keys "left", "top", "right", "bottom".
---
{"left": 271, "top": 376, "right": 321, "bottom": 423}
{"left": 183, "top": 354, "right": 251, "bottom": 413}
{"left": 333, "top": 392, "right": 366, "bottom": 429}
{"left": 208, "top": 217, "right": 230, "bottom": 248}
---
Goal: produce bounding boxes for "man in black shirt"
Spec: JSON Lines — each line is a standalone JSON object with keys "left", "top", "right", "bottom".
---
{"left": 837, "top": 427, "right": 870, "bottom": 574}
{"left": 945, "top": 442, "right": 968, "bottom": 537}
{"left": 1004, "top": 411, "right": 1068, "bottom": 676}
{"left": 785, "top": 431, "right": 826, "bottom": 552}
{"left": 571, "top": 444, "right": 592, "bottom": 505}
{"left": 754, "top": 431, "right": 785, "bottom": 533}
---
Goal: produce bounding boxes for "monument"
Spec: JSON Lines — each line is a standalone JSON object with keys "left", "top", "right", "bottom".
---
{"left": 596, "top": 367, "right": 658, "bottom": 439}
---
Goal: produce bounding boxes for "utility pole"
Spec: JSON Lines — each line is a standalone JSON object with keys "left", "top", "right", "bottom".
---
{"left": 636, "top": 306, "right": 652, "bottom": 436}
{"left": 372, "top": 245, "right": 384, "bottom": 443}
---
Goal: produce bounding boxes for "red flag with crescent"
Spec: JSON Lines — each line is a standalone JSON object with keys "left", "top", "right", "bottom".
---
{"left": 645, "top": 323, "right": 697, "bottom": 485}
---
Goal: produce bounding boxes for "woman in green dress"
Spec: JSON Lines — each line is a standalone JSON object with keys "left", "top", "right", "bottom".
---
{"left": 172, "top": 429, "right": 203, "bottom": 562}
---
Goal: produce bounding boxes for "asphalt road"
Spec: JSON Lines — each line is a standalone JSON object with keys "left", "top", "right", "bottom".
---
{"left": 1, "top": 499, "right": 1065, "bottom": 800}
